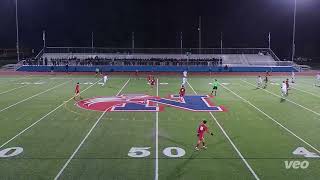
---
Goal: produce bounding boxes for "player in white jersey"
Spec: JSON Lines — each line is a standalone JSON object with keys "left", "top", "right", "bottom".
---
{"left": 181, "top": 70, "right": 187, "bottom": 86}
{"left": 281, "top": 81, "right": 288, "bottom": 97}
{"left": 183, "top": 70, "right": 188, "bottom": 77}
{"left": 102, "top": 74, "right": 108, "bottom": 86}
{"left": 291, "top": 71, "right": 295, "bottom": 83}
{"left": 257, "top": 75, "right": 263, "bottom": 88}
{"left": 316, "top": 73, "right": 320, "bottom": 87}
{"left": 182, "top": 77, "right": 187, "bottom": 86}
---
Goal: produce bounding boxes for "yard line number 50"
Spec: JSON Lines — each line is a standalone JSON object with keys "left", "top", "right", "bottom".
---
{"left": 128, "top": 147, "right": 186, "bottom": 158}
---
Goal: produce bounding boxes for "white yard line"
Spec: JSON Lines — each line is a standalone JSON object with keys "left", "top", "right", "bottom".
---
{"left": 155, "top": 79, "right": 159, "bottom": 180}
{"left": 0, "top": 81, "right": 70, "bottom": 113}
{"left": 291, "top": 86, "right": 320, "bottom": 99}
{"left": 0, "top": 85, "right": 28, "bottom": 96}
{"left": 220, "top": 83, "right": 320, "bottom": 155}
{"left": 263, "top": 77, "right": 320, "bottom": 98}
{"left": 54, "top": 78, "right": 130, "bottom": 180}
{"left": 0, "top": 79, "right": 102, "bottom": 149}
{"left": 187, "top": 81, "right": 260, "bottom": 180}
{"left": 295, "top": 80, "right": 319, "bottom": 88}
{"left": 241, "top": 79, "right": 320, "bottom": 117}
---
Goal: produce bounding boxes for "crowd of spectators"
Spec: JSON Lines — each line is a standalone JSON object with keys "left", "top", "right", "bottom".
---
{"left": 22, "top": 58, "right": 39, "bottom": 65}
{"left": 120, "top": 58, "right": 222, "bottom": 66}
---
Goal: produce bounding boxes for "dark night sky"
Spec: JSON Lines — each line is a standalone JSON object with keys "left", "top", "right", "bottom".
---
{"left": 0, "top": 0, "right": 319, "bottom": 59}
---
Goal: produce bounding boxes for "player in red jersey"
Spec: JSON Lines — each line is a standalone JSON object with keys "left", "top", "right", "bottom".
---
{"left": 286, "top": 78, "right": 290, "bottom": 88}
{"left": 266, "top": 71, "right": 270, "bottom": 77}
{"left": 286, "top": 78, "right": 290, "bottom": 94}
{"left": 150, "top": 77, "right": 156, "bottom": 88}
{"left": 195, "top": 120, "right": 213, "bottom": 151}
{"left": 179, "top": 85, "right": 186, "bottom": 101}
{"left": 74, "top": 82, "right": 82, "bottom": 101}
{"left": 147, "top": 74, "right": 152, "bottom": 84}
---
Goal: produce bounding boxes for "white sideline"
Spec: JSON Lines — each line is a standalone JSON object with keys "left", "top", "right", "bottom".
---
{"left": 0, "top": 85, "right": 28, "bottom": 96}
{"left": 154, "top": 79, "right": 159, "bottom": 180}
{"left": 0, "top": 81, "right": 70, "bottom": 113}
{"left": 187, "top": 81, "right": 260, "bottom": 180}
{"left": 6, "top": 75, "right": 33, "bottom": 82}
{"left": 54, "top": 78, "right": 130, "bottom": 180}
{"left": 0, "top": 79, "right": 101, "bottom": 149}
{"left": 220, "top": 83, "right": 320, "bottom": 155}
{"left": 0, "top": 80, "right": 46, "bottom": 95}
{"left": 241, "top": 79, "right": 320, "bottom": 117}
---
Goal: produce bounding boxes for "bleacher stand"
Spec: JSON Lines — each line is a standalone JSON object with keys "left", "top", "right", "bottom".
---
{"left": 25, "top": 52, "right": 279, "bottom": 67}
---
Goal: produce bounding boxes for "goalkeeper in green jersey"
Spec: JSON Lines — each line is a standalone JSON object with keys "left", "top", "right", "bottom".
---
{"left": 211, "top": 79, "right": 218, "bottom": 96}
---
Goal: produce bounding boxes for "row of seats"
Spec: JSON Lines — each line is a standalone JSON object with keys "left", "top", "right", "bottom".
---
{"left": 40, "top": 53, "right": 277, "bottom": 66}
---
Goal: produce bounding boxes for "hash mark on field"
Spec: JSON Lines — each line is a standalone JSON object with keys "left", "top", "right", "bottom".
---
{"left": 34, "top": 81, "right": 46, "bottom": 85}
{"left": 242, "top": 79, "right": 320, "bottom": 117}
{"left": 0, "top": 81, "right": 69, "bottom": 113}
{"left": 220, "top": 83, "right": 320, "bottom": 155}
{"left": 24, "top": 80, "right": 46, "bottom": 85}
{"left": 270, "top": 82, "right": 279, "bottom": 85}
{"left": 0, "top": 79, "right": 101, "bottom": 149}
{"left": 209, "top": 82, "right": 230, "bottom": 86}
{"left": 54, "top": 79, "right": 130, "bottom": 180}
{"left": 187, "top": 81, "right": 260, "bottom": 180}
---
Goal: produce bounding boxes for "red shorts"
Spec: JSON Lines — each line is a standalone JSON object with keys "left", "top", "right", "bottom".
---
{"left": 180, "top": 93, "right": 185, "bottom": 97}
{"left": 198, "top": 134, "right": 204, "bottom": 141}
{"left": 75, "top": 90, "right": 80, "bottom": 94}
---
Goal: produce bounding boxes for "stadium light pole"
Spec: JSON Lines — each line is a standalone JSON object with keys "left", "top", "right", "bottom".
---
{"left": 180, "top": 32, "right": 183, "bottom": 54}
{"left": 291, "top": 0, "right": 297, "bottom": 62}
{"left": 132, "top": 32, "right": 135, "bottom": 54}
{"left": 220, "top": 32, "right": 223, "bottom": 54}
{"left": 91, "top": 32, "right": 94, "bottom": 53}
{"left": 43, "top": 30, "right": 46, "bottom": 49}
{"left": 268, "top": 32, "right": 271, "bottom": 49}
{"left": 15, "top": 0, "right": 20, "bottom": 62}
{"left": 198, "top": 16, "right": 202, "bottom": 54}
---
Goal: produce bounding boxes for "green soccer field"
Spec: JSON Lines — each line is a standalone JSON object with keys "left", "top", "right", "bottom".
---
{"left": 0, "top": 74, "right": 319, "bottom": 180}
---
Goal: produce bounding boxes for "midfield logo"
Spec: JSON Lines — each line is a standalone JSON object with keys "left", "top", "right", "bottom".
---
{"left": 76, "top": 94, "right": 226, "bottom": 112}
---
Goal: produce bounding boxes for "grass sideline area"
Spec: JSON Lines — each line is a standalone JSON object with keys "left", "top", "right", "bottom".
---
{"left": 0, "top": 74, "right": 319, "bottom": 180}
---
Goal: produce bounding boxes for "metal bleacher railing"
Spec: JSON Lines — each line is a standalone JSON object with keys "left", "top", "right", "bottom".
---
{"left": 41, "top": 47, "right": 273, "bottom": 55}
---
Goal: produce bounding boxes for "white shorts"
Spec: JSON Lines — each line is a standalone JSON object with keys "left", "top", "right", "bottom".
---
{"left": 282, "top": 89, "right": 287, "bottom": 94}
{"left": 182, "top": 78, "right": 187, "bottom": 84}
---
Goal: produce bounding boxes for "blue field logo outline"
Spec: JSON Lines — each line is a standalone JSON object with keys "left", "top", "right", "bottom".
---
{"left": 76, "top": 94, "right": 226, "bottom": 112}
